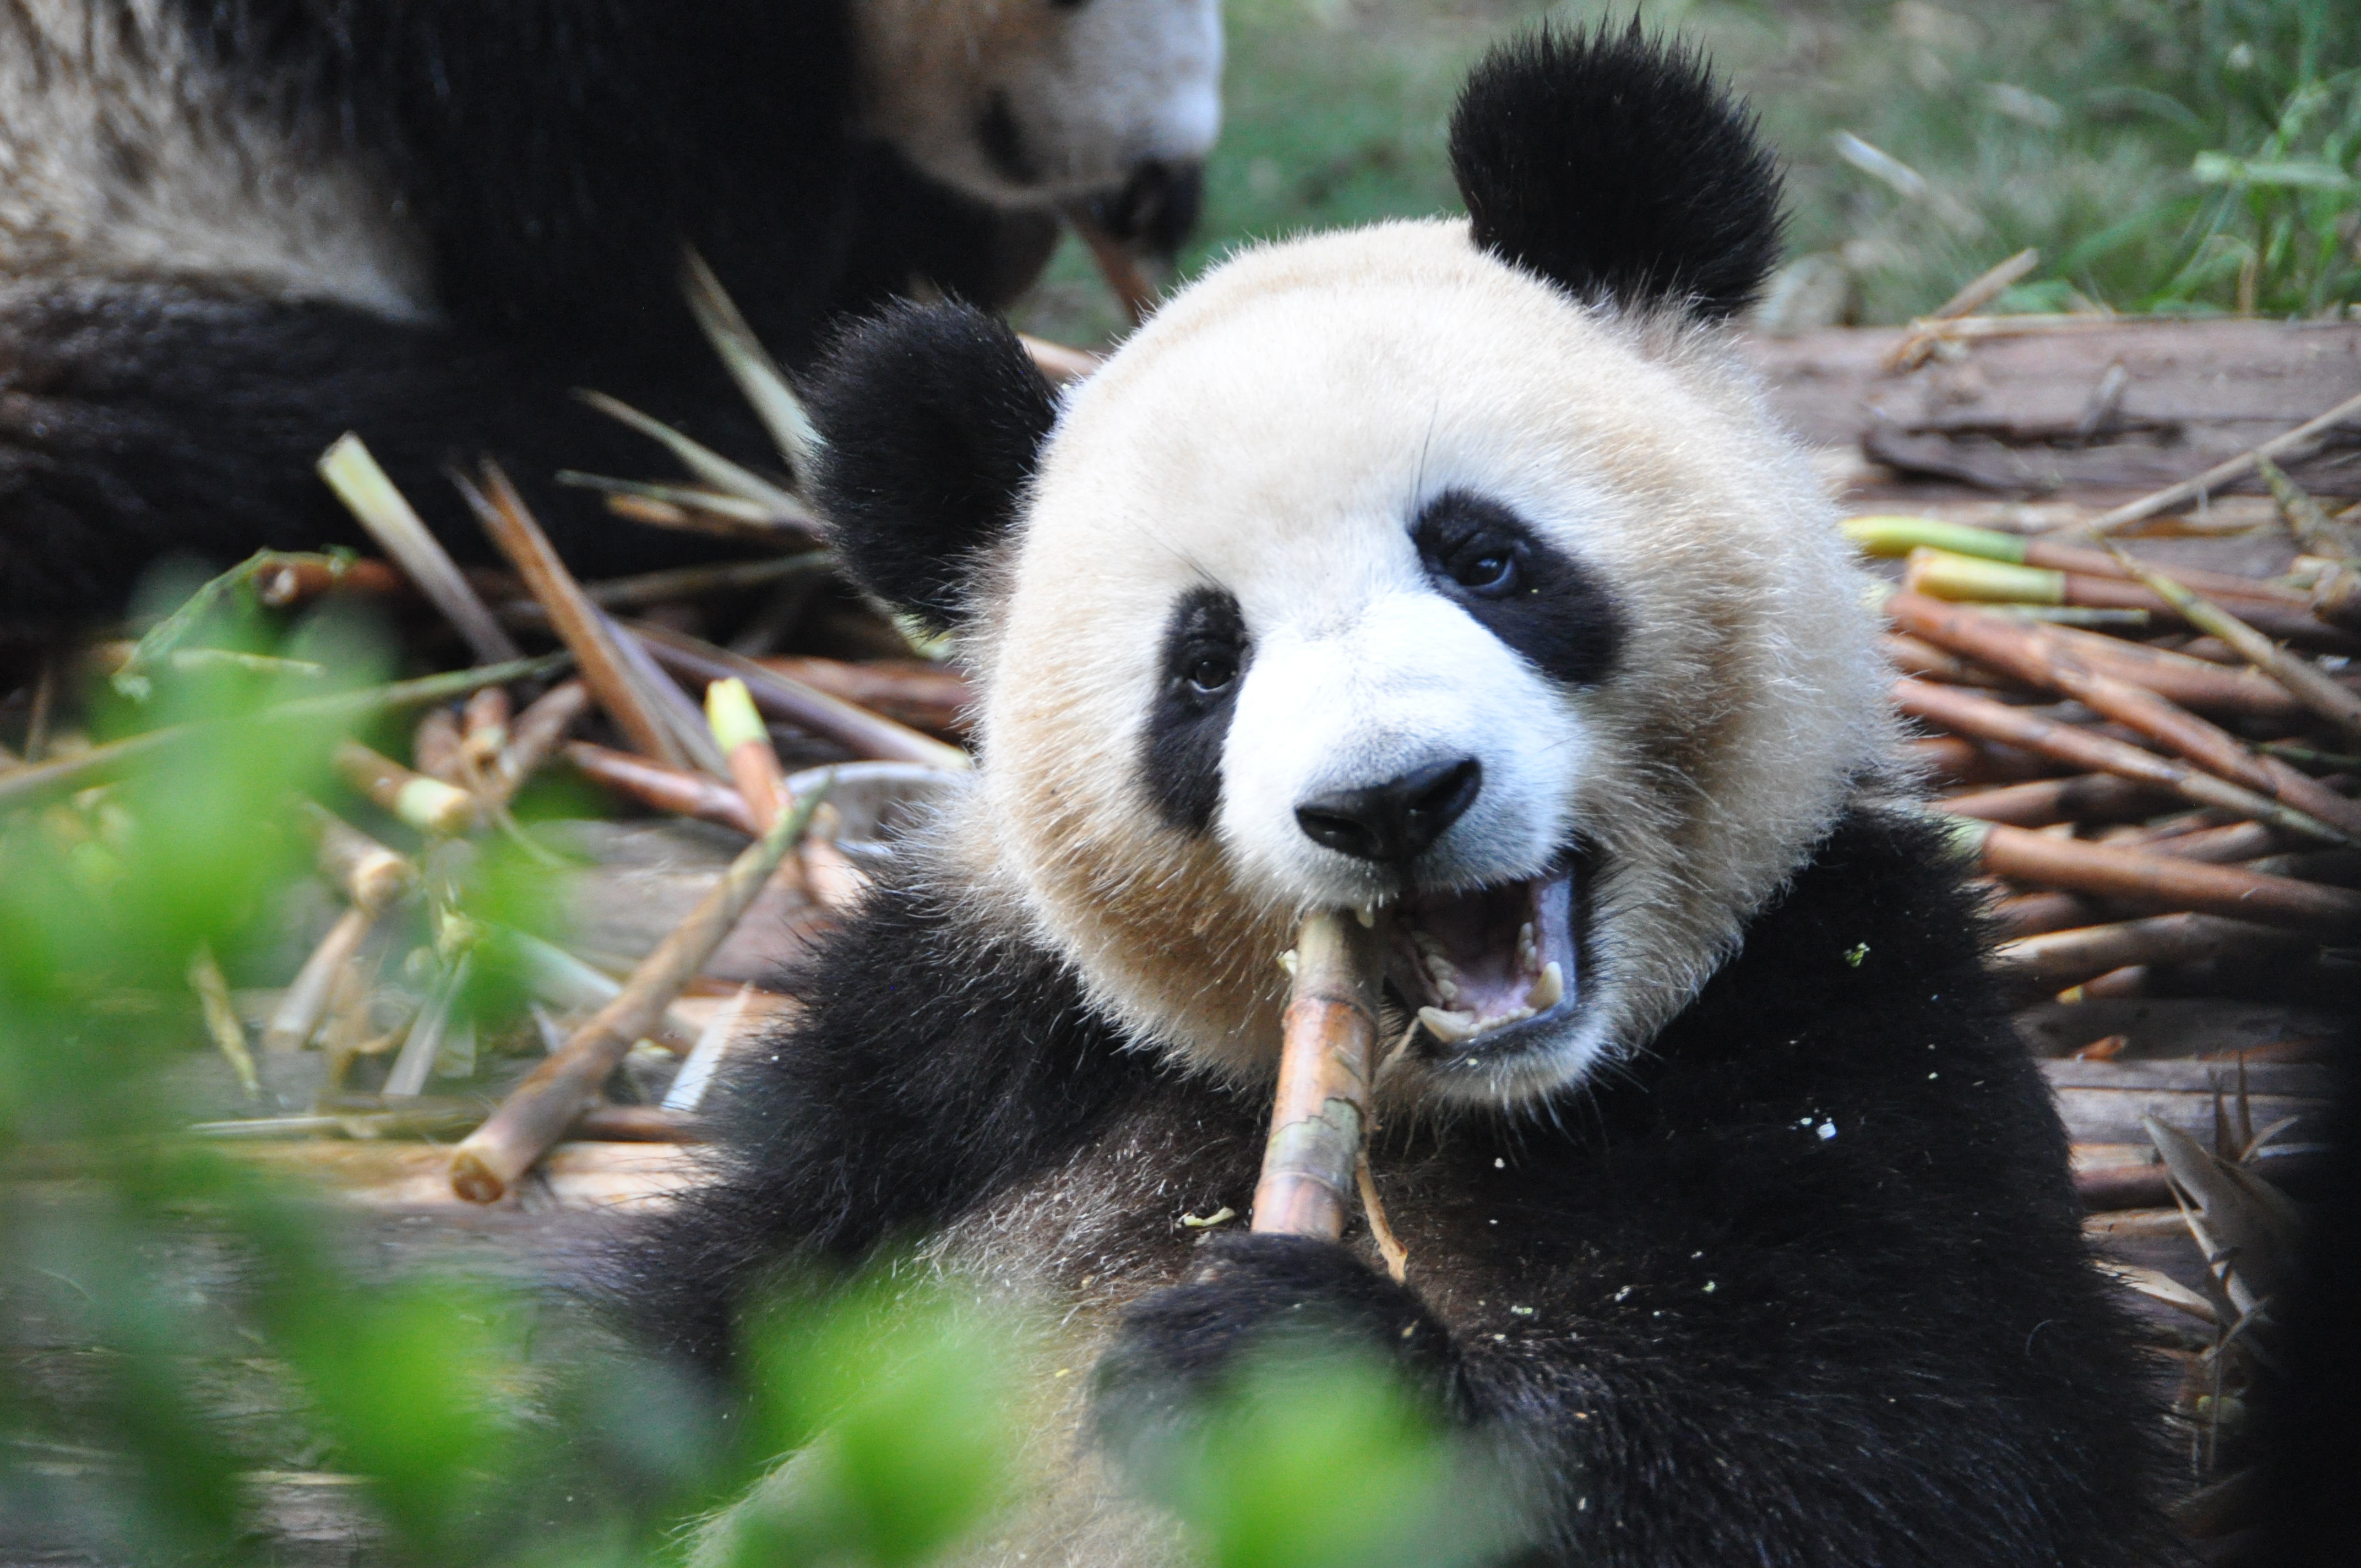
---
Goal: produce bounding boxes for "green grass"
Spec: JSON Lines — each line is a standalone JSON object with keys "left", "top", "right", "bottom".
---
{"left": 1014, "top": 0, "right": 2361, "bottom": 345}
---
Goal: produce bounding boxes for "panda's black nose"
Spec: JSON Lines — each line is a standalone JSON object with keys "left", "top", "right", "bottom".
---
{"left": 1296, "top": 758, "right": 1483, "bottom": 863}
{"left": 1089, "top": 159, "right": 1205, "bottom": 258}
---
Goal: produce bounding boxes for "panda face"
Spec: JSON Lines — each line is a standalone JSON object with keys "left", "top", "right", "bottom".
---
{"left": 965, "top": 221, "right": 1888, "bottom": 1108}
{"left": 856, "top": 0, "right": 1221, "bottom": 228}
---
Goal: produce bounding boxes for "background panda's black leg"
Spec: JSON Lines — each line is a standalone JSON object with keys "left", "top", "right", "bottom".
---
{"left": 0, "top": 280, "right": 735, "bottom": 625}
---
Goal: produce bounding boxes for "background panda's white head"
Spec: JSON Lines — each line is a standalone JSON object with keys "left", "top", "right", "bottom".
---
{"left": 810, "top": 26, "right": 1894, "bottom": 1109}
{"left": 858, "top": 0, "right": 1222, "bottom": 251}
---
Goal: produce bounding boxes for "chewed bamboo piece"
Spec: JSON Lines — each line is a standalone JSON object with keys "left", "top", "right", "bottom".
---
{"left": 1250, "top": 908, "right": 1389, "bottom": 1245}
{"left": 447, "top": 772, "right": 833, "bottom": 1204}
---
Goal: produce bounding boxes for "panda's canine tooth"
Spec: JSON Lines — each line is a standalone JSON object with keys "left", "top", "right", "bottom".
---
{"left": 1418, "top": 1006, "right": 1479, "bottom": 1042}
{"left": 1528, "top": 961, "right": 1564, "bottom": 1011}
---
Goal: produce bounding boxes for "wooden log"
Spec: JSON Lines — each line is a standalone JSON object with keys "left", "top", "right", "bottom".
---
{"left": 1250, "top": 911, "right": 1387, "bottom": 1243}
{"left": 448, "top": 777, "right": 831, "bottom": 1203}
{"left": 1955, "top": 819, "right": 2361, "bottom": 932}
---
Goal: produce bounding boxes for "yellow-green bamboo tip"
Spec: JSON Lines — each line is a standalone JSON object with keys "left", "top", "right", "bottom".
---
{"left": 1843, "top": 515, "right": 2029, "bottom": 564}
{"left": 704, "top": 677, "right": 769, "bottom": 755}
{"left": 1903, "top": 547, "right": 2067, "bottom": 605}
{"left": 316, "top": 432, "right": 421, "bottom": 530}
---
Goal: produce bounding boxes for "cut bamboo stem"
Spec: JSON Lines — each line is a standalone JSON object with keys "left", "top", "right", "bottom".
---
{"left": 318, "top": 434, "right": 523, "bottom": 665}
{"left": 489, "top": 680, "right": 592, "bottom": 806}
{"left": 564, "top": 741, "right": 758, "bottom": 834}
{"left": 296, "top": 802, "right": 418, "bottom": 912}
{"left": 189, "top": 945, "right": 261, "bottom": 1101}
{"left": 448, "top": 775, "right": 833, "bottom": 1202}
{"left": 1891, "top": 677, "right": 2351, "bottom": 845}
{"left": 1250, "top": 910, "right": 1388, "bottom": 1243}
{"left": 333, "top": 740, "right": 480, "bottom": 836}
{"left": 459, "top": 462, "right": 687, "bottom": 767}
{"left": 260, "top": 906, "right": 377, "bottom": 1057}
{"left": 1951, "top": 818, "right": 2361, "bottom": 932}
{"left": 707, "top": 677, "right": 788, "bottom": 830}
{"left": 252, "top": 552, "right": 408, "bottom": 609}
{"left": 1887, "top": 597, "right": 2361, "bottom": 840}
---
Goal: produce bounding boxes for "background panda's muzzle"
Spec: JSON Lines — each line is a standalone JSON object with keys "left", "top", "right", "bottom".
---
{"left": 1089, "top": 158, "right": 1205, "bottom": 257}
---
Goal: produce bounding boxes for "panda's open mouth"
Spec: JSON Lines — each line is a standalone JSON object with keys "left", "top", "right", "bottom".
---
{"left": 1384, "top": 861, "right": 1579, "bottom": 1055}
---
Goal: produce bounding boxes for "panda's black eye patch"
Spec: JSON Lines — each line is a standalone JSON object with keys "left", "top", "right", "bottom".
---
{"left": 1143, "top": 587, "right": 1250, "bottom": 833}
{"left": 1413, "top": 490, "right": 1624, "bottom": 687}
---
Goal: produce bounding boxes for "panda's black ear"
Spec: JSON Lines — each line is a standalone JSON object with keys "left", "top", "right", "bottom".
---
{"left": 1448, "top": 22, "right": 1783, "bottom": 322}
{"left": 806, "top": 301, "right": 1058, "bottom": 633}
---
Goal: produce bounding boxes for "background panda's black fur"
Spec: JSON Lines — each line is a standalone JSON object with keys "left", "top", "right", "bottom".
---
{"left": 0, "top": 2, "right": 1091, "bottom": 623}
{"left": 610, "top": 25, "right": 2173, "bottom": 1564}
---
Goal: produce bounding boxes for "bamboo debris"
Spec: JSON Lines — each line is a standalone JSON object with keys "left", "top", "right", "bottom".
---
{"left": 1883, "top": 248, "right": 2041, "bottom": 370}
{"left": 448, "top": 776, "right": 833, "bottom": 1203}
{"left": 1891, "top": 678, "right": 2348, "bottom": 844}
{"left": 760, "top": 656, "right": 974, "bottom": 736}
{"left": 564, "top": 741, "right": 758, "bottom": 834}
{"left": 1950, "top": 819, "right": 2361, "bottom": 931}
{"left": 2098, "top": 546, "right": 2361, "bottom": 742}
{"left": 1943, "top": 773, "right": 2173, "bottom": 827}
{"left": 1250, "top": 910, "right": 1388, "bottom": 1243}
{"left": 1992, "top": 912, "right": 2311, "bottom": 994}
{"left": 489, "top": 680, "right": 592, "bottom": 805}
{"left": 1887, "top": 597, "right": 2361, "bottom": 841}
{"left": 252, "top": 552, "right": 408, "bottom": 608}
{"left": 318, "top": 434, "right": 524, "bottom": 665}
{"left": 412, "top": 706, "right": 466, "bottom": 785}
{"left": 460, "top": 462, "right": 688, "bottom": 767}
{"left": 627, "top": 622, "right": 971, "bottom": 770}
{"left": 681, "top": 248, "right": 822, "bottom": 479}
{"left": 2259, "top": 454, "right": 2361, "bottom": 562}
{"left": 502, "top": 927, "right": 698, "bottom": 1050}
{"left": 1901, "top": 549, "right": 2340, "bottom": 644}
{"left": 707, "top": 678, "right": 788, "bottom": 830}
{"left": 189, "top": 945, "right": 261, "bottom": 1101}
{"left": 571, "top": 390, "right": 815, "bottom": 527}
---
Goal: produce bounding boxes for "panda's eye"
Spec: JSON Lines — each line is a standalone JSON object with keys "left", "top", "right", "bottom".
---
{"left": 1448, "top": 541, "right": 1520, "bottom": 597}
{"left": 1185, "top": 650, "right": 1237, "bottom": 695}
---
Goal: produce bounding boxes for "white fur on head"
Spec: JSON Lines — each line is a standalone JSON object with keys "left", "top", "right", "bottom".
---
{"left": 955, "top": 220, "right": 1891, "bottom": 1107}
{"left": 856, "top": 0, "right": 1221, "bottom": 205}
{"left": 0, "top": 2, "right": 434, "bottom": 319}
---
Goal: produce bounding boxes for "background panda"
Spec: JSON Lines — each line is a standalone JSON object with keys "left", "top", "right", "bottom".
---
{"left": 0, "top": 0, "right": 1220, "bottom": 623}
{"left": 613, "top": 26, "right": 2174, "bottom": 1566}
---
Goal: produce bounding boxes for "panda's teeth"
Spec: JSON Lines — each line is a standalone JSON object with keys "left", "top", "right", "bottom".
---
{"left": 1528, "top": 961, "right": 1564, "bottom": 1011}
{"left": 1434, "top": 977, "right": 1460, "bottom": 1003}
{"left": 1418, "top": 1006, "right": 1479, "bottom": 1042}
{"left": 1516, "top": 923, "right": 1538, "bottom": 973}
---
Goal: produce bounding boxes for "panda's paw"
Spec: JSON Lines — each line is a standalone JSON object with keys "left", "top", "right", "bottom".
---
{"left": 1089, "top": 1233, "right": 1455, "bottom": 1483}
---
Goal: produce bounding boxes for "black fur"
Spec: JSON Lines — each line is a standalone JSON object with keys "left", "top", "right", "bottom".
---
{"left": 805, "top": 302, "right": 1062, "bottom": 634}
{"left": 1141, "top": 586, "right": 1251, "bottom": 833}
{"left": 1448, "top": 23, "right": 1784, "bottom": 320}
{"left": 1412, "top": 491, "right": 1624, "bottom": 688}
{"left": 612, "top": 808, "right": 2173, "bottom": 1563}
{"left": 0, "top": 3, "right": 1094, "bottom": 623}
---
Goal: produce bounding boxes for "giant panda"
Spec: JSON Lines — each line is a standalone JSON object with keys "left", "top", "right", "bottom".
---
{"left": 0, "top": 0, "right": 1221, "bottom": 623}
{"left": 611, "top": 25, "right": 2173, "bottom": 1567}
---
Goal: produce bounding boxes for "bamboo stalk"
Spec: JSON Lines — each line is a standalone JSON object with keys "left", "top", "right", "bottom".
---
{"left": 448, "top": 776, "right": 833, "bottom": 1202}
{"left": 1849, "top": 515, "right": 2311, "bottom": 602}
{"left": 459, "top": 462, "right": 687, "bottom": 767}
{"left": 333, "top": 740, "right": 480, "bottom": 836}
{"left": 627, "top": 622, "right": 971, "bottom": 771}
{"left": 603, "top": 603, "right": 732, "bottom": 775}
{"left": 318, "top": 434, "right": 524, "bottom": 665}
{"left": 1952, "top": 819, "right": 2361, "bottom": 931}
{"left": 488, "top": 680, "right": 591, "bottom": 806}
{"left": 462, "top": 687, "right": 510, "bottom": 762}
{"left": 1992, "top": 912, "right": 2312, "bottom": 994}
{"left": 1891, "top": 677, "right": 2352, "bottom": 844}
{"left": 1903, "top": 733, "right": 2061, "bottom": 786}
{"left": 1883, "top": 249, "right": 2042, "bottom": 369}
{"left": 252, "top": 552, "right": 409, "bottom": 609}
{"left": 706, "top": 677, "right": 787, "bottom": 830}
{"left": 1901, "top": 549, "right": 2338, "bottom": 642}
{"left": 189, "top": 945, "right": 261, "bottom": 1101}
{"left": 296, "top": 802, "right": 418, "bottom": 912}
{"left": 564, "top": 741, "right": 758, "bottom": 834}
{"left": 2098, "top": 545, "right": 2361, "bottom": 743}
{"left": 501, "top": 927, "right": 700, "bottom": 1050}
{"left": 682, "top": 248, "right": 822, "bottom": 478}
{"left": 1943, "top": 773, "right": 2173, "bottom": 827}
{"left": 1887, "top": 597, "right": 2361, "bottom": 839}
{"left": 260, "top": 906, "right": 377, "bottom": 1057}
{"left": 1063, "top": 202, "right": 1158, "bottom": 326}
{"left": 759, "top": 656, "right": 976, "bottom": 737}
{"left": 2259, "top": 454, "right": 2361, "bottom": 561}
{"left": 2084, "top": 388, "right": 2361, "bottom": 535}
{"left": 1988, "top": 889, "right": 2102, "bottom": 939}
{"left": 571, "top": 391, "right": 813, "bottom": 524}
{"left": 412, "top": 706, "right": 465, "bottom": 785}
{"left": 1250, "top": 910, "right": 1388, "bottom": 1243}
{"left": 1882, "top": 633, "right": 2015, "bottom": 688}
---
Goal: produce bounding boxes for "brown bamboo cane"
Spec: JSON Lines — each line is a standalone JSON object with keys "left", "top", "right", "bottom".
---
{"left": 1952, "top": 819, "right": 2361, "bottom": 932}
{"left": 1249, "top": 910, "right": 1388, "bottom": 1243}
{"left": 448, "top": 775, "right": 832, "bottom": 1203}
{"left": 1991, "top": 912, "right": 2312, "bottom": 995}
{"left": 563, "top": 741, "right": 759, "bottom": 835}
{"left": 1942, "top": 774, "right": 2174, "bottom": 828}
{"left": 1887, "top": 592, "right": 2361, "bottom": 839}
{"left": 487, "top": 679, "right": 592, "bottom": 807}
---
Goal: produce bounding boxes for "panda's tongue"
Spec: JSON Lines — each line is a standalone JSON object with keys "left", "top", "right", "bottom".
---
{"left": 1386, "top": 869, "right": 1576, "bottom": 1045}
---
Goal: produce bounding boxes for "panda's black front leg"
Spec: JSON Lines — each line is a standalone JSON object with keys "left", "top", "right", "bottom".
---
{"left": 1090, "top": 1232, "right": 1463, "bottom": 1480}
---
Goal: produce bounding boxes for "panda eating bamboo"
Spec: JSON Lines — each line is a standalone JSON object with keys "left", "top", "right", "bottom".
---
{"left": 0, "top": 0, "right": 1220, "bottom": 621}
{"left": 615, "top": 25, "right": 2173, "bottom": 1567}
